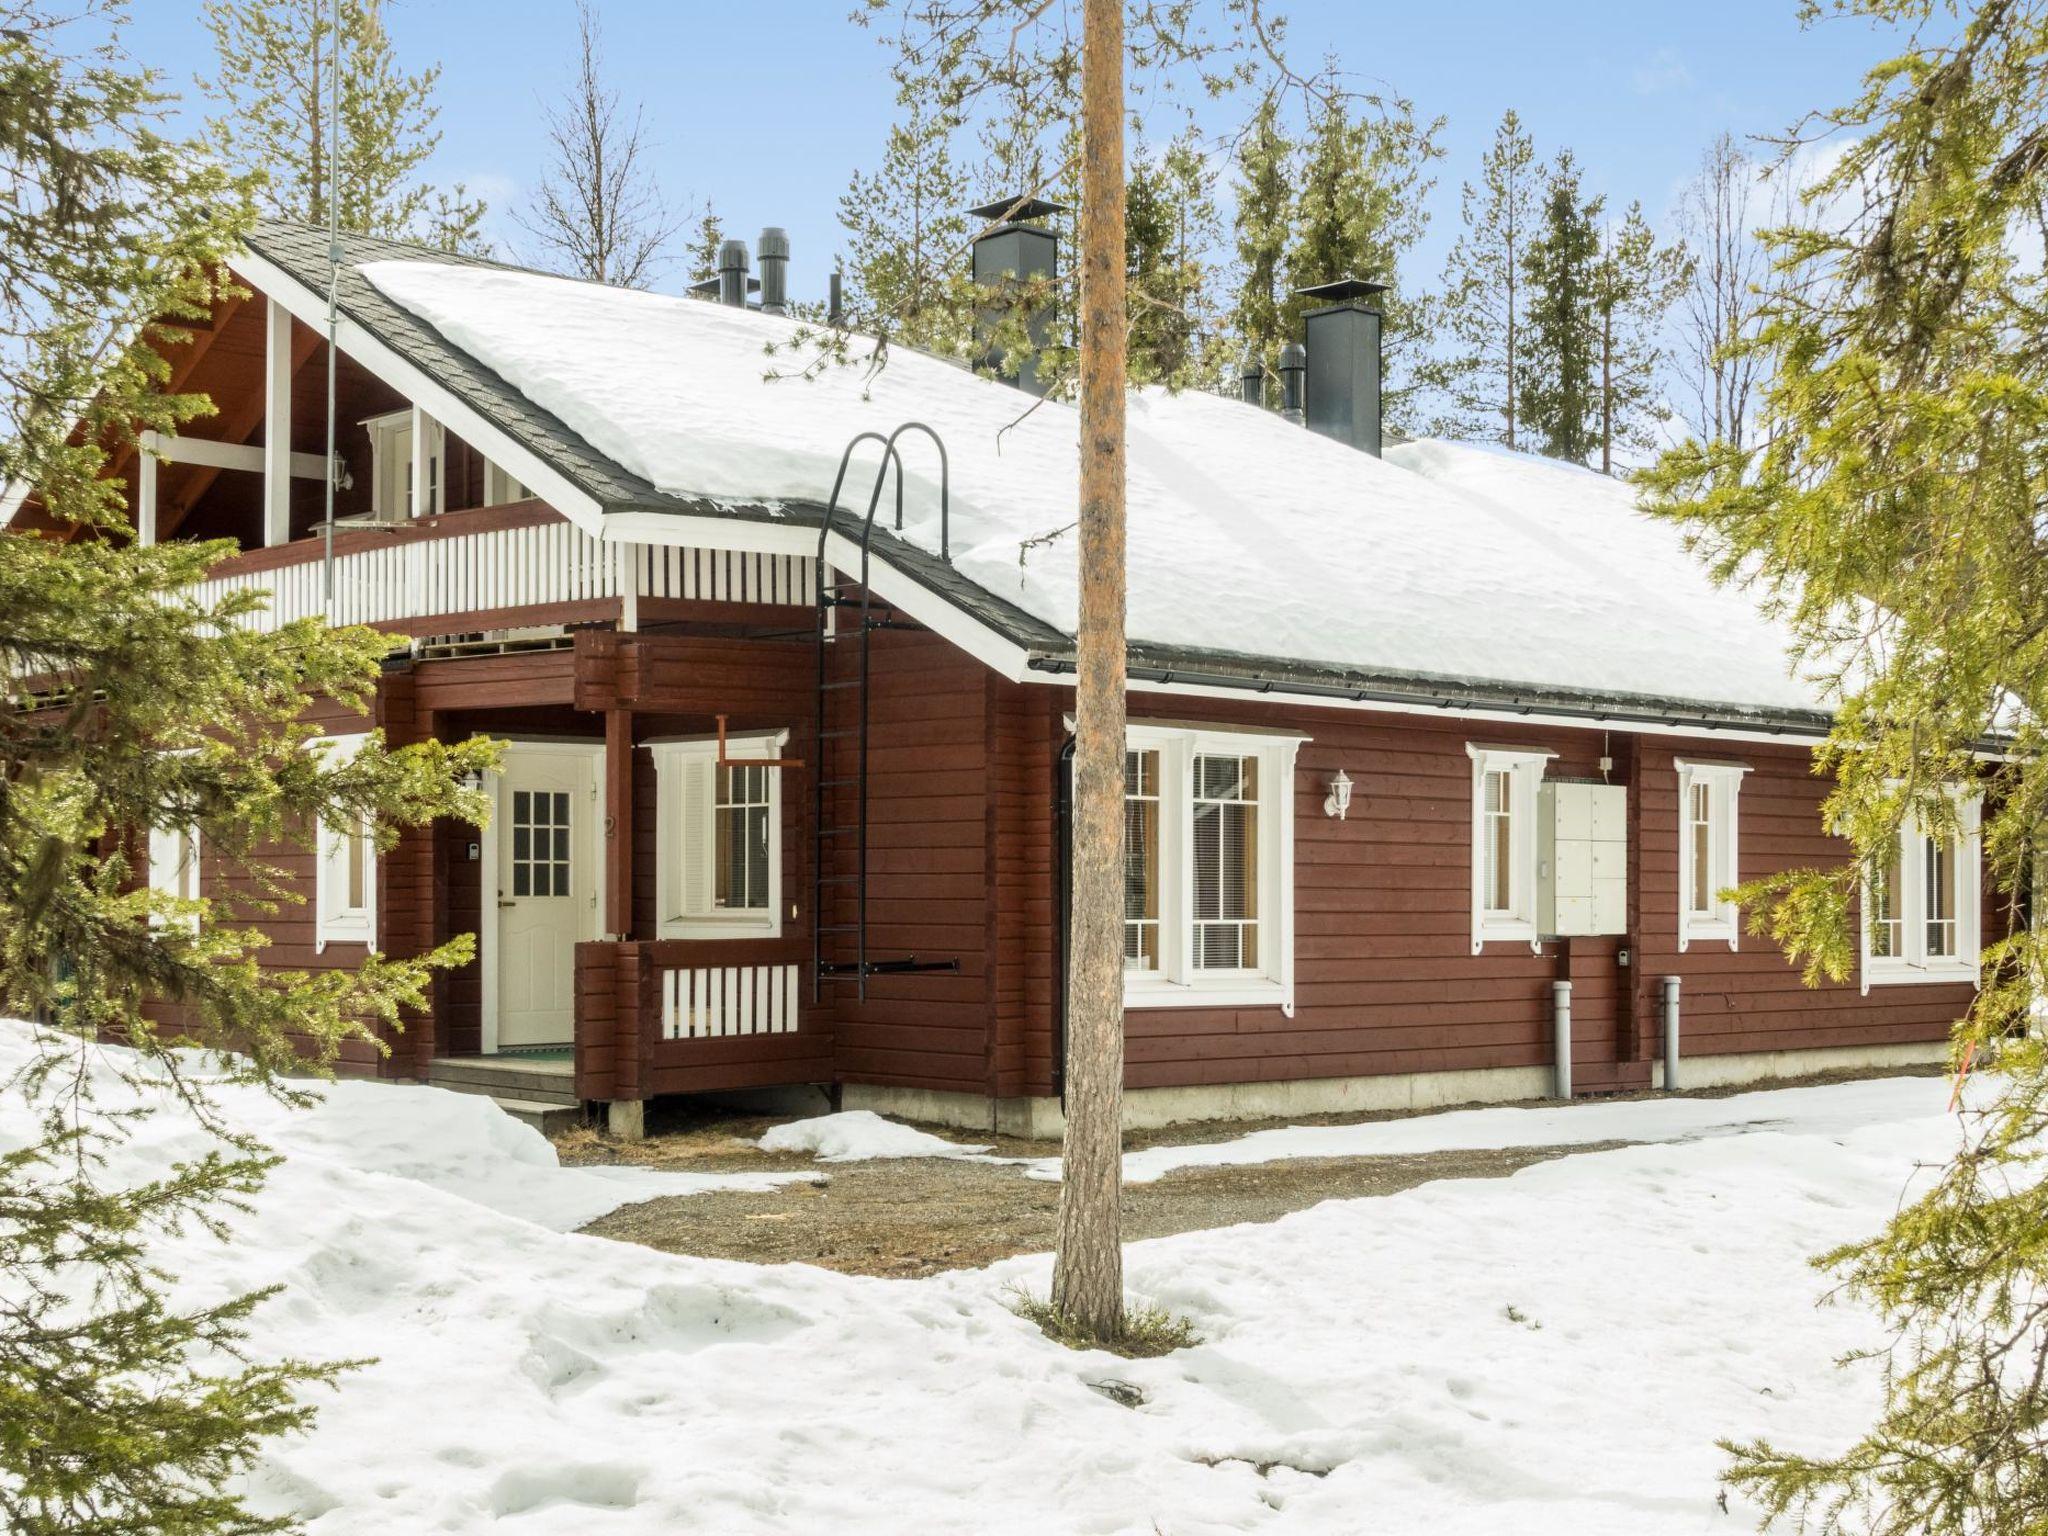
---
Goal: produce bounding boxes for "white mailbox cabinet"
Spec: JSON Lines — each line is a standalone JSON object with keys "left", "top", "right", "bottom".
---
{"left": 1538, "top": 781, "right": 1628, "bottom": 937}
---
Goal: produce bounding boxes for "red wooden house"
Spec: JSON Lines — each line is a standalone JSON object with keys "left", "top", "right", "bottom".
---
{"left": 10, "top": 217, "right": 1984, "bottom": 1136}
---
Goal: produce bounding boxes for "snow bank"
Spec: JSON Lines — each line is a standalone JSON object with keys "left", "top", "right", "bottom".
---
{"left": 362, "top": 260, "right": 1821, "bottom": 715}
{"left": 0, "top": 1024, "right": 808, "bottom": 1232}
{"left": 758, "top": 1109, "right": 990, "bottom": 1162}
{"left": 2, "top": 1018, "right": 1971, "bottom": 1532}
{"left": 1019, "top": 1073, "right": 1953, "bottom": 1184}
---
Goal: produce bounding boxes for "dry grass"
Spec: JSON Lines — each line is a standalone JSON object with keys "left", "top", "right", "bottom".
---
{"left": 1008, "top": 1290, "right": 1203, "bottom": 1358}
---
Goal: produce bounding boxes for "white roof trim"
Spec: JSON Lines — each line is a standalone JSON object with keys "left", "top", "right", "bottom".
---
{"left": 226, "top": 248, "right": 607, "bottom": 534}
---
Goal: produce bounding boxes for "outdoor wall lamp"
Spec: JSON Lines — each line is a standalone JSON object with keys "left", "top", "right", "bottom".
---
{"left": 1324, "top": 768, "right": 1353, "bottom": 820}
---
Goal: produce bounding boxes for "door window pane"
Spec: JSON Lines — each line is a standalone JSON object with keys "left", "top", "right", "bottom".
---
{"left": 1192, "top": 753, "right": 1258, "bottom": 970}
{"left": 512, "top": 789, "right": 571, "bottom": 899}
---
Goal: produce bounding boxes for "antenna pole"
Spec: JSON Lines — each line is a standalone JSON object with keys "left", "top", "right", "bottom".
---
{"left": 322, "top": 0, "right": 342, "bottom": 614}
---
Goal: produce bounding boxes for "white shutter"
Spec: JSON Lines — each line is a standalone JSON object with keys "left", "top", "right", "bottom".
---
{"left": 148, "top": 825, "right": 180, "bottom": 895}
{"left": 679, "top": 756, "right": 714, "bottom": 918}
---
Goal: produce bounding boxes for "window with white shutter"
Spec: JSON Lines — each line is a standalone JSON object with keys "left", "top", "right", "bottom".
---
{"left": 147, "top": 821, "right": 202, "bottom": 933}
{"left": 311, "top": 732, "right": 376, "bottom": 950}
{"left": 650, "top": 732, "right": 787, "bottom": 939}
{"left": 1465, "top": 744, "right": 1554, "bottom": 952}
{"left": 1676, "top": 759, "right": 1748, "bottom": 951}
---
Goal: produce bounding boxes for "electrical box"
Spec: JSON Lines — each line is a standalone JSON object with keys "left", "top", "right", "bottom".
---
{"left": 1538, "top": 781, "right": 1628, "bottom": 938}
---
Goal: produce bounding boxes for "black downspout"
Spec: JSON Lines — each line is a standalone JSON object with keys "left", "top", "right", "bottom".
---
{"left": 1053, "top": 736, "right": 1075, "bottom": 1106}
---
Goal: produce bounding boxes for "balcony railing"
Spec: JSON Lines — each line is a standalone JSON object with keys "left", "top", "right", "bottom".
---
{"left": 186, "top": 502, "right": 815, "bottom": 634}
{"left": 574, "top": 936, "right": 826, "bottom": 1103}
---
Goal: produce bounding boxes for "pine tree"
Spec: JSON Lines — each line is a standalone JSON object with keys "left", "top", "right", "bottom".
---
{"left": 0, "top": 8, "right": 488, "bottom": 1532}
{"left": 514, "top": 0, "right": 682, "bottom": 288}
{"left": 1123, "top": 133, "right": 1216, "bottom": 387}
{"left": 1590, "top": 201, "right": 1690, "bottom": 473}
{"left": 1519, "top": 150, "right": 1604, "bottom": 463}
{"left": 1280, "top": 89, "right": 1443, "bottom": 427}
{"left": 201, "top": 0, "right": 487, "bottom": 252}
{"left": 687, "top": 205, "right": 724, "bottom": 287}
{"left": 1229, "top": 96, "right": 1293, "bottom": 378}
{"left": 1642, "top": 4, "right": 2048, "bottom": 1526}
{"left": 1432, "top": 109, "right": 1539, "bottom": 446}
{"left": 839, "top": 97, "right": 972, "bottom": 353}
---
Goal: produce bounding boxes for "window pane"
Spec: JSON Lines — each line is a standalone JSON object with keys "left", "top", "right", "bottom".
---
{"left": 1483, "top": 769, "right": 1513, "bottom": 915}
{"left": 1925, "top": 835, "right": 1957, "bottom": 958}
{"left": 345, "top": 819, "right": 366, "bottom": 911}
{"left": 1193, "top": 753, "right": 1258, "bottom": 971}
{"left": 713, "top": 764, "right": 773, "bottom": 911}
{"left": 1689, "top": 782, "right": 1713, "bottom": 916}
{"left": 1871, "top": 836, "right": 1904, "bottom": 958}
{"left": 1124, "top": 749, "right": 1160, "bottom": 971}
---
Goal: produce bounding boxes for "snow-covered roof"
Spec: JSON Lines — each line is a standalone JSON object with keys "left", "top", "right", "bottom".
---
{"left": 346, "top": 252, "right": 1823, "bottom": 723}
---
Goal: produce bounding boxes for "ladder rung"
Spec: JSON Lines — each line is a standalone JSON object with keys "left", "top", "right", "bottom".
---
{"left": 818, "top": 777, "right": 859, "bottom": 788}
{"left": 816, "top": 825, "right": 857, "bottom": 837}
{"left": 816, "top": 875, "right": 859, "bottom": 887}
{"left": 820, "top": 680, "right": 862, "bottom": 691}
{"left": 817, "top": 729, "right": 859, "bottom": 740}
{"left": 815, "top": 923, "right": 861, "bottom": 935}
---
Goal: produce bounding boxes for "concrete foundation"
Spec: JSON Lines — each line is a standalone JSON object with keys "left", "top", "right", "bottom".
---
{"left": 847, "top": 1039, "right": 1953, "bottom": 1136}
{"left": 1652, "top": 1038, "right": 1949, "bottom": 1091}
{"left": 605, "top": 1098, "right": 645, "bottom": 1142}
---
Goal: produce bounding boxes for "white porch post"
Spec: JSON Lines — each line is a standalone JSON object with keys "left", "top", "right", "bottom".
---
{"left": 410, "top": 402, "right": 431, "bottom": 520}
{"left": 263, "top": 297, "right": 292, "bottom": 546}
{"left": 136, "top": 444, "right": 157, "bottom": 547}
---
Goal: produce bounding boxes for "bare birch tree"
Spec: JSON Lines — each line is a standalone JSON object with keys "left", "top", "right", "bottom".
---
{"left": 1674, "top": 132, "right": 1779, "bottom": 450}
{"left": 515, "top": 0, "right": 682, "bottom": 288}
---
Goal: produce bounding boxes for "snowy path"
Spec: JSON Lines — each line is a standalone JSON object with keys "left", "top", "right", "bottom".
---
{"left": 1, "top": 1024, "right": 1960, "bottom": 1534}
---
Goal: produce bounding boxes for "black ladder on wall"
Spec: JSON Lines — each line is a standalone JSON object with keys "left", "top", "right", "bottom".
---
{"left": 811, "top": 423, "right": 962, "bottom": 1002}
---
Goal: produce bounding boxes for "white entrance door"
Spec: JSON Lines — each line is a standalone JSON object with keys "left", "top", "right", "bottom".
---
{"left": 487, "top": 742, "right": 603, "bottom": 1052}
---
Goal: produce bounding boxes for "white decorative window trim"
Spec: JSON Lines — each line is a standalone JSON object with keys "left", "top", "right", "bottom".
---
{"left": 1676, "top": 758, "right": 1749, "bottom": 953}
{"left": 647, "top": 730, "right": 788, "bottom": 941}
{"left": 311, "top": 731, "right": 376, "bottom": 952}
{"left": 1120, "top": 722, "right": 1304, "bottom": 1016}
{"left": 146, "top": 821, "right": 202, "bottom": 933}
{"left": 1467, "top": 744, "right": 1555, "bottom": 954}
{"left": 1861, "top": 789, "right": 1982, "bottom": 992}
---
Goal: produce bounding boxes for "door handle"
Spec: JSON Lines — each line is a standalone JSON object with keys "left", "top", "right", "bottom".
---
{"left": 498, "top": 899, "right": 516, "bottom": 909}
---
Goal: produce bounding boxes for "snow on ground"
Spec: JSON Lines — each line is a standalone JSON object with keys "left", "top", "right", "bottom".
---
{"left": 0, "top": 1026, "right": 810, "bottom": 1233}
{"left": 2, "top": 1019, "right": 1964, "bottom": 1533}
{"left": 1018, "top": 1073, "right": 1951, "bottom": 1184}
{"left": 361, "top": 260, "right": 1819, "bottom": 715}
{"left": 758, "top": 1109, "right": 991, "bottom": 1162}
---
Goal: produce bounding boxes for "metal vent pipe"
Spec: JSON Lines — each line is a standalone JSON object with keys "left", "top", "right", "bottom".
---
{"left": 1239, "top": 345, "right": 1263, "bottom": 407}
{"left": 1661, "top": 976, "right": 1681, "bottom": 1091}
{"left": 717, "top": 238, "right": 750, "bottom": 308}
{"left": 828, "top": 268, "right": 844, "bottom": 327}
{"left": 758, "top": 227, "right": 789, "bottom": 315}
{"left": 1552, "top": 980, "right": 1573, "bottom": 1099}
{"left": 1278, "top": 342, "right": 1306, "bottom": 425}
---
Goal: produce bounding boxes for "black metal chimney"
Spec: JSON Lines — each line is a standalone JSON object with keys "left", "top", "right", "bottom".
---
{"left": 717, "top": 238, "right": 750, "bottom": 308}
{"left": 1238, "top": 344, "right": 1263, "bottom": 407}
{"left": 828, "top": 267, "right": 844, "bottom": 327}
{"left": 1278, "top": 342, "right": 1306, "bottom": 425}
{"left": 968, "top": 195, "right": 1066, "bottom": 397}
{"left": 1296, "top": 277, "right": 1387, "bottom": 456}
{"left": 758, "top": 228, "right": 789, "bottom": 316}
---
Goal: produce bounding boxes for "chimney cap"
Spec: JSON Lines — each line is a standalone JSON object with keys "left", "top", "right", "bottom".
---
{"left": 1278, "top": 341, "right": 1306, "bottom": 370}
{"left": 968, "top": 195, "right": 1069, "bottom": 228}
{"left": 758, "top": 226, "right": 791, "bottom": 259}
{"left": 1295, "top": 276, "right": 1388, "bottom": 307}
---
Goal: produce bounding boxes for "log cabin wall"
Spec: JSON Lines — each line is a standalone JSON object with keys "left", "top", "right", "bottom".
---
{"left": 983, "top": 684, "right": 1974, "bottom": 1103}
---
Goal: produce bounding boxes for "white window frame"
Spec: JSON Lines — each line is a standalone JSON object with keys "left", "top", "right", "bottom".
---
{"left": 1861, "top": 789, "right": 1982, "bottom": 991}
{"left": 146, "top": 820, "right": 202, "bottom": 933}
{"left": 1676, "top": 759, "right": 1749, "bottom": 952}
{"left": 1120, "top": 722, "right": 1304, "bottom": 1015}
{"left": 312, "top": 731, "right": 376, "bottom": 952}
{"left": 648, "top": 730, "right": 788, "bottom": 941}
{"left": 1467, "top": 744, "right": 1555, "bottom": 954}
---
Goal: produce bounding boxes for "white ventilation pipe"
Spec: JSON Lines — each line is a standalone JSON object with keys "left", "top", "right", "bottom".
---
{"left": 1662, "top": 976, "right": 1682, "bottom": 1092}
{"left": 1551, "top": 979, "right": 1572, "bottom": 1100}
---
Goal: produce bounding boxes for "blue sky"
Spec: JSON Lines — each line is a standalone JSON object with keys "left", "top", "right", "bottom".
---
{"left": 122, "top": 0, "right": 1896, "bottom": 305}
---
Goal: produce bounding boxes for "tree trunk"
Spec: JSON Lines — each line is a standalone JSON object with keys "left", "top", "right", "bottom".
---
{"left": 1051, "top": 0, "right": 1127, "bottom": 1344}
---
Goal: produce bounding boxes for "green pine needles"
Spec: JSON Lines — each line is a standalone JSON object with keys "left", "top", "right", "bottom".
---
{"left": 1644, "top": 2, "right": 2048, "bottom": 1529}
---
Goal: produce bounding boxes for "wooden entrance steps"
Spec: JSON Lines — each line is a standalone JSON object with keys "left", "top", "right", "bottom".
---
{"left": 427, "top": 1054, "right": 582, "bottom": 1135}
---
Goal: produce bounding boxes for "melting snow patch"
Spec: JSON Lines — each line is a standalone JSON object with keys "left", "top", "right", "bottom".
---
{"left": 758, "top": 1109, "right": 991, "bottom": 1162}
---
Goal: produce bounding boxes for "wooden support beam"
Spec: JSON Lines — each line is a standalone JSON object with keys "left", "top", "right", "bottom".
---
{"left": 101, "top": 291, "right": 248, "bottom": 507}
{"left": 263, "top": 297, "right": 292, "bottom": 546}
{"left": 137, "top": 447, "right": 157, "bottom": 547}
{"left": 605, "top": 707, "right": 634, "bottom": 939}
{"left": 159, "top": 323, "right": 322, "bottom": 541}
